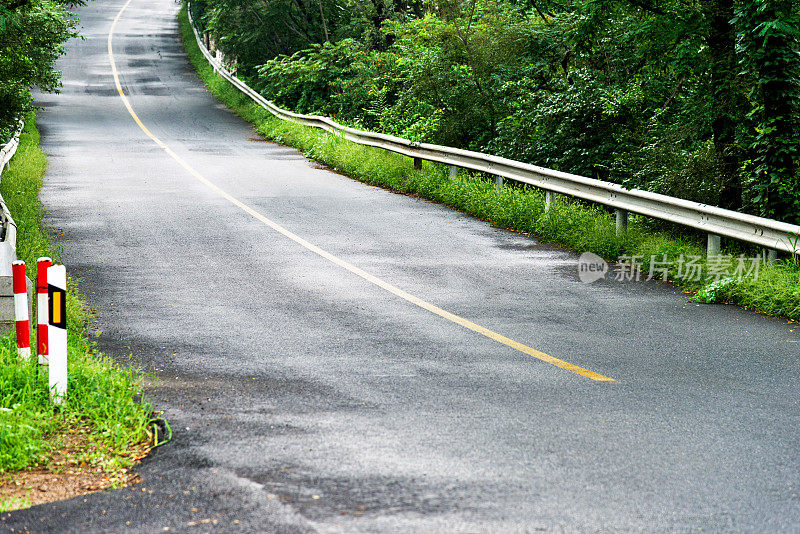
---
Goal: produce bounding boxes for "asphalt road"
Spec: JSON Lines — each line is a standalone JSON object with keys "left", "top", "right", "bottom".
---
{"left": 5, "top": 0, "right": 800, "bottom": 531}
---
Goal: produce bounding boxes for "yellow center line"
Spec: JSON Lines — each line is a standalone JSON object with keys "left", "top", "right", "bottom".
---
{"left": 107, "top": 0, "right": 615, "bottom": 382}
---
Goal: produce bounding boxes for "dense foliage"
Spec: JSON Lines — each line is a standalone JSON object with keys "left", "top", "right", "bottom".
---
{"left": 193, "top": 0, "right": 800, "bottom": 224}
{"left": 0, "top": 0, "right": 80, "bottom": 143}
{"left": 181, "top": 2, "right": 800, "bottom": 321}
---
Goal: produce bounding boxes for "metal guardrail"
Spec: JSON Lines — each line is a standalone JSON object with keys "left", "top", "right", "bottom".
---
{"left": 187, "top": 7, "right": 799, "bottom": 256}
{"left": 0, "top": 121, "right": 23, "bottom": 172}
{"left": 0, "top": 120, "right": 22, "bottom": 277}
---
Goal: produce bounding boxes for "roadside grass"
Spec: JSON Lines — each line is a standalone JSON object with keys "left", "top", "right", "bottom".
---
{"left": 723, "top": 263, "right": 800, "bottom": 318}
{"left": 179, "top": 4, "right": 800, "bottom": 321}
{"left": 0, "top": 493, "right": 30, "bottom": 513}
{"left": 0, "top": 114, "right": 157, "bottom": 485}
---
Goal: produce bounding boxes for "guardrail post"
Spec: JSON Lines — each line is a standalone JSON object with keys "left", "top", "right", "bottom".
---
{"left": 449, "top": 165, "right": 458, "bottom": 180}
{"left": 413, "top": 157, "right": 422, "bottom": 170}
{"left": 765, "top": 248, "right": 778, "bottom": 263}
{"left": 37, "top": 257, "right": 52, "bottom": 365}
{"left": 545, "top": 191, "right": 555, "bottom": 212}
{"left": 12, "top": 261, "right": 31, "bottom": 361}
{"left": 615, "top": 209, "right": 628, "bottom": 235}
{"left": 707, "top": 234, "right": 721, "bottom": 256}
{"left": 495, "top": 176, "right": 503, "bottom": 192}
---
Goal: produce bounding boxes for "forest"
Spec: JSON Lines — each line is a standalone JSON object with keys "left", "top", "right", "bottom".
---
{"left": 189, "top": 0, "right": 800, "bottom": 224}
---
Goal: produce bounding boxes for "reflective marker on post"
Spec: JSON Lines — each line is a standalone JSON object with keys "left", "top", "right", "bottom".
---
{"left": 47, "top": 265, "right": 67, "bottom": 404}
{"left": 37, "top": 257, "right": 52, "bottom": 365}
{"left": 11, "top": 260, "right": 31, "bottom": 361}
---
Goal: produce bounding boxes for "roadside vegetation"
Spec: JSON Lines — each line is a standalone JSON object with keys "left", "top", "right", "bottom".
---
{"left": 0, "top": 0, "right": 81, "bottom": 143}
{"left": 189, "top": 0, "right": 800, "bottom": 225}
{"left": 0, "top": 0, "right": 161, "bottom": 511}
{"left": 179, "top": 4, "right": 800, "bottom": 321}
{"left": 0, "top": 115, "right": 160, "bottom": 512}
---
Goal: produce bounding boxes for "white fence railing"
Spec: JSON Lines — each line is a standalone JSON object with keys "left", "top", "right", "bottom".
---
{"left": 0, "top": 121, "right": 23, "bottom": 171}
{"left": 0, "top": 121, "right": 22, "bottom": 277}
{"left": 0, "top": 121, "right": 23, "bottom": 330}
{"left": 187, "top": 7, "right": 798, "bottom": 257}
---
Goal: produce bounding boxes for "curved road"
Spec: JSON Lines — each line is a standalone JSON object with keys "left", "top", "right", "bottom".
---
{"left": 6, "top": 0, "right": 800, "bottom": 531}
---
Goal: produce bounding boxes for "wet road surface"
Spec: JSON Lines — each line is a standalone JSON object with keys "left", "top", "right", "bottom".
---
{"left": 5, "top": 0, "right": 800, "bottom": 531}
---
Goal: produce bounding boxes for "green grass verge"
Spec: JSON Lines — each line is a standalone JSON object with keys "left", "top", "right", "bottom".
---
{"left": 179, "top": 4, "right": 800, "bottom": 321}
{"left": 0, "top": 113, "right": 158, "bottom": 476}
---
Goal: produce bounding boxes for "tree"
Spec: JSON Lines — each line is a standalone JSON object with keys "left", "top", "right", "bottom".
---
{"left": 0, "top": 0, "right": 81, "bottom": 141}
{"left": 736, "top": 0, "right": 800, "bottom": 223}
{"left": 199, "top": 0, "right": 365, "bottom": 73}
{"left": 701, "top": 0, "right": 744, "bottom": 211}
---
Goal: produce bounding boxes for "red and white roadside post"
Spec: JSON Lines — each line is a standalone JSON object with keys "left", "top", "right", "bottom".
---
{"left": 37, "top": 257, "right": 52, "bottom": 365}
{"left": 47, "top": 264, "right": 67, "bottom": 404}
{"left": 11, "top": 260, "right": 31, "bottom": 361}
